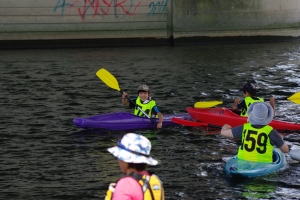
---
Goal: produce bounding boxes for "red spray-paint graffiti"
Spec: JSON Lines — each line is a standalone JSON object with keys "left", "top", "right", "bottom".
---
{"left": 54, "top": 0, "right": 141, "bottom": 20}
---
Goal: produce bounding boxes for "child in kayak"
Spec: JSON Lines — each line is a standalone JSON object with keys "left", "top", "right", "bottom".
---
{"left": 121, "top": 84, "right": 163, "bottom": 129}
{"left": 105, "top": 133, "right": 165, "bottom": 200}
{"left": 221, "top": 102, "right": 289, "bottom": 163}
{"left": 232, "top": 82, "right": 275, "bottom": 116}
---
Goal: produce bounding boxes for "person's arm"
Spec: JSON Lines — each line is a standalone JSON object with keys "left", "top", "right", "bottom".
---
{"left": 220, "top": 124, "right": 233, "bottom": 138}
{"left": 122, "top": 92, "right": 130, "bottom": 106}
{"left": 221, "top": 125, "right": 244, "bottom": 139}
{"left": 270, "top": 130, "right": 289, "bottom": 153}
{"left": 157, "top": 112, "right": 163, "bottom": 129}
{"left": 269, "top": 97, "right": 275, "bottom": 114}
{"left": 152, "top": 104, "right": 163, "bottom": 128}
{"left": 279, "top": 143, "right": 289, "bottom": 153}
{"left": 232, "top": 98, "right": 240, "bottom": 110}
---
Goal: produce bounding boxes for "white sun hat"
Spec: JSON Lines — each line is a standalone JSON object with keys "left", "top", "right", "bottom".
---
{"left": 247, "top": 102, "right": 274, "bottom": 125}
{"left": 108, "top": 133, "right": 158, "bottom": 165}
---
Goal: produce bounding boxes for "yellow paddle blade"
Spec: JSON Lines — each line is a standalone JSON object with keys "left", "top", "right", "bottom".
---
{"left": 194, "top": 101, "right": 223, "bottom": 108}
{"left": 96, "top": 68, "right": 120, "bottom": 91}
{"left": 287, "top": 92, "right": 300, "bottom": 104}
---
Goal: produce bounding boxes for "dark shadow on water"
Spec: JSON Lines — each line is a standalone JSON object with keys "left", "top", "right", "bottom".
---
{"left": 225, "top": 176, "right": 279, "bottom": 199}
{"left": 226, "top": 175, "right": 251, "bottom": 186}
{"left": 72, "top": 128, "right": 164, "bottom": 142}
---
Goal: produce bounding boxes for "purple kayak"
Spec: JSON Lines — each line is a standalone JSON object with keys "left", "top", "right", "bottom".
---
{"left": 73, "top": 112, "right": 191, "bottom": 130}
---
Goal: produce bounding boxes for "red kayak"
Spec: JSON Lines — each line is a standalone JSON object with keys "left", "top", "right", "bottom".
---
{"left": 186, "top": 107, "right": 300, "bottom": 131}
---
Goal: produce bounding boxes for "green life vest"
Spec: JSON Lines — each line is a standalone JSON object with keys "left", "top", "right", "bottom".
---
{"left": 240, "top": 96, "right": 264, "bottom": 116}
{"left": 238, "top": 123, "right": 274, "bottom": 163}
{"left": 134, "top": 96, "right": 158, "bottom": 118}
{"left": 105, "top": 173, "right": 165, "bottom": 200}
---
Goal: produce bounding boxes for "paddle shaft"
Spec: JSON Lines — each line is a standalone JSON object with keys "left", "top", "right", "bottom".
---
{"left": 207, "top": 124, "right": 222, "bottom": 129}
{"left": 276, "top": 97, "right": 291, "bottom": 101}
{"left": 120, "top": 90, "right": 158, "bottom": 126}
{"left": 172, "top": 117, "right": 221, "bottom": 129}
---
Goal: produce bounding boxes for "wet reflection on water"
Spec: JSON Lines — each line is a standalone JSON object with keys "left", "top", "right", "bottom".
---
{"left": 1, "top": 42, "right": 300, "bottom": 199}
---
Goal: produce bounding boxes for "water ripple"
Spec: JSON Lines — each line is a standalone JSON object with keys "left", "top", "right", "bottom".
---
{"left": 1, "top": 42, "right": 300, "bottom": 199}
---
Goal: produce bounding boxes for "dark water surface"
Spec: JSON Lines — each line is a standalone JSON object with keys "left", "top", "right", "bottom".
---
{"left": 1, "top": 42, "right": 300, "bottom": 199}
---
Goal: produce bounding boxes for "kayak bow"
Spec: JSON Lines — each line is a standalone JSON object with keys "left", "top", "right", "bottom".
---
{"left": 187, "top": 107, "right": 300, "bottom": 131}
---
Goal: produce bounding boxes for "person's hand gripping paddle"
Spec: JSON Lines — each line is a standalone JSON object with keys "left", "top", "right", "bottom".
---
{"left": 96, "top": 68, "right": 158, "bottom": 126}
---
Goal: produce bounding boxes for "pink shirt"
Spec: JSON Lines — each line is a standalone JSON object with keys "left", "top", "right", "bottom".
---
{"left": 112, "top": 171, "right": 150, "bottom": 200}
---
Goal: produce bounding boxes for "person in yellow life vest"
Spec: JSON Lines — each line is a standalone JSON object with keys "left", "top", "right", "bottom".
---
{"left": 221, "top": 102, "right": 289, "bottom": 163}
{"left": 232, "top": 82, "right": 275, "bottom": 116}
{"left": 122, "top": 84, "right": 163, "bottom": 129}
{"left": 105, "top": 133, "right": 165, "bottom": 200}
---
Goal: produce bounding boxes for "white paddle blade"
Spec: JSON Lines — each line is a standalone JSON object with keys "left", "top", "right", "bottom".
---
{"left": 290, "top": 149, "right": 300, "bottom": 161}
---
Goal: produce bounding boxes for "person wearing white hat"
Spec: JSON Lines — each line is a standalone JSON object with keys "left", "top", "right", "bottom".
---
{"left": 105, "top": 133, "right": 165, "bottom": 200}
{"left": 122, "top": 84, "right": 163, "bottom": 129}
{"left": 221, "top": 102, "right": 289, "bottom": 163}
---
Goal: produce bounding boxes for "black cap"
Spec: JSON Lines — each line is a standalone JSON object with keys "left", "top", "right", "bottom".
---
{"left": 240, "top": 83, "right": 257, "bottom": 96}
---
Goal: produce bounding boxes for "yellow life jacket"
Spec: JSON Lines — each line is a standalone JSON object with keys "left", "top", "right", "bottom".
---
{"left": 237, "top": 123, "right": 274, "bottom": 163}
{"left": 240, "top": 96, "right": 264, "bottom": 116}
{"left": 105, "top": 173, "right": 165, "bottom": 200}
{"left": 134, "top": 96, "right": 158, "bottom": 118}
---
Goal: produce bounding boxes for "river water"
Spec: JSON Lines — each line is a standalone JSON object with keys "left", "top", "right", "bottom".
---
{"left": 1, "top": 42, "right": 300, "bottom": 199}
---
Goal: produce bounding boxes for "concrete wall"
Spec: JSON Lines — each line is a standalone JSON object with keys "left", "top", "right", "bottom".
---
{"left": 0, "top": 0, "right": 170, "bottom": 41}
{"left": 1, "top": 0, "right": 300, "bottom": 47}
{"left": 173, "top": 0, "right": 300, "bottom": 38}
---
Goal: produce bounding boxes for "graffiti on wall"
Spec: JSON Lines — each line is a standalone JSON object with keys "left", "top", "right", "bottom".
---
{"left": 54, "top": 0, "right": 169, "bottom": 20}
{"left": 148, "top": 0, "right": 168, "bottom": 14}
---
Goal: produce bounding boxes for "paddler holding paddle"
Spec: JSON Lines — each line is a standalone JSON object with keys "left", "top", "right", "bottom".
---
{"left": 96, "top": 68, "right": 163, "bottom": 128}
{"left": 233, "top": 82, "right": 275, "bottom": 116}
{"left": 122, "top": 84, "right": 164, "bottom": 129}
